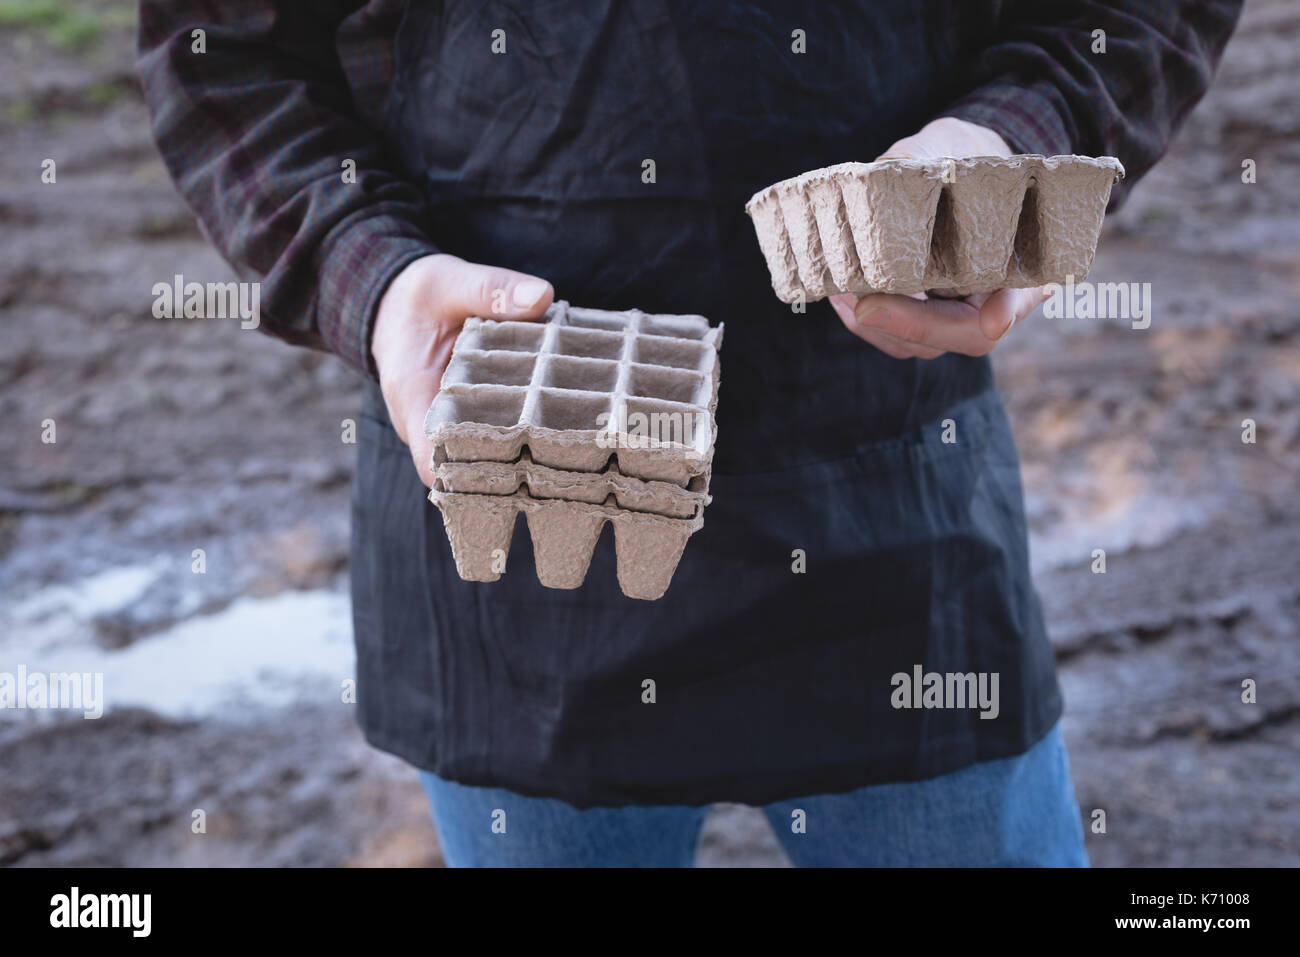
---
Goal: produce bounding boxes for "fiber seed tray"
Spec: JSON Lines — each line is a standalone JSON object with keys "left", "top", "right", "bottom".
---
{"left": 745, "top": 154, "right": 1125, "bottom": 302}
{"left": 435, "top": 451, "right": 708, "bottom": 521}
{"left": 428, "top": 487, "right": 704, "bottom": 601}
{"left": 425, "top": 302, "right": 724, "bottom": 486}
{"left": 424, "top": 301, "right": 723, "bottom": 599}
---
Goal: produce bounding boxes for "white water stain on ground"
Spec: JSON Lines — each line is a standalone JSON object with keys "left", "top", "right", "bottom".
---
{"left": 2, "top": 584, "right": 353, "bottom": 721}
{"left": 11, "top": 563, "right": 163, "bottom": 621}
{"left": 1, "top": 0, "right": 1298, "bottom": 867}
{"left": 1026, "top": 488, "right": 1221, "bottom": 574}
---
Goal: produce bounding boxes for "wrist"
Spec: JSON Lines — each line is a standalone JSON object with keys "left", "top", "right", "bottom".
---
{"left": 370, "top": 253, "right": 445, "bottom": 373}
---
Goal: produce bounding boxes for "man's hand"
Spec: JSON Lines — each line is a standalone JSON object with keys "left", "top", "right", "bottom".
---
{"left": 370, "top": 253, "right": 553, "bottom": 486}
{"left": 829, "top": 116, "right": 1050, "bottom": 359}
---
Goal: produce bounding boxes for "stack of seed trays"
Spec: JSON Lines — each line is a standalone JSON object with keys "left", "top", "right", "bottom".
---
{"left": 423, "top": 301, "right": 724, "bottom": 600}
{"left": 745, "top": 154, "right": 1125, "bottom": 302}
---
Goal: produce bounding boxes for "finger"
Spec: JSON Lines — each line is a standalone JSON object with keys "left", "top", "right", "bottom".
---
{"left": 876, "top": 327, "right": 944, "bottom": 359}
{"left": 977, "top": 286, "right": 1051, "bottom": 342}
{"left": 829, "top": 294, "right": 858, "bottom": 326}
{"left": 831, "top": 297, "right": 943, "bottom": 359}
{"left": 859, "top": 327, "right": 945, "bottom": 360}
{"left": 850, "top": 293, "right": 995, "bottom": 356}
{"left": 433, "top": 258, "right": 555, "bottom": 321}
{"left": 407, "top": 414, "right": 436, "bottom": 488}
{"left": 396, "top": 375, "right": 441, "bottom": 488}
{"left": 857, "top": 327, "right": 912, "bottom": 359}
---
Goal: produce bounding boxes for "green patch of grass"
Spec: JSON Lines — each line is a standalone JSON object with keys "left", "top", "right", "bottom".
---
{"left": 47, "top": 8, "right": 100, "bottom": 48}
{"left": 84, "top": 79, "right": 129, "bottom": 105}
{"left": 0, "top": 0, "right": 106, "bottom": 50}
{"left": 6, "top": 97, "right": 35, "bottom": 124}
{"left": 0, "top": 0, "right": 61, "bottom": 27}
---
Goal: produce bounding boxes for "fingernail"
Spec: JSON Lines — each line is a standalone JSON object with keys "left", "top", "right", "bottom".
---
{"left": 513, "top": 279, "right": 548, "bottom": 308}
{"left": 830, "top": 299, "right": 854, "bottom": 324}
{"left": 998, "top": 312, "right": 1018, "bottom": 340}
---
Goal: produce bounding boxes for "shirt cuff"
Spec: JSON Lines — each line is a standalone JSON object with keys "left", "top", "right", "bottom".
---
{"left": 317, "top": 216, "right": 440, "bottom": 381}
{"left": 939, "top": 80, "right": 1076, "bottom": 157}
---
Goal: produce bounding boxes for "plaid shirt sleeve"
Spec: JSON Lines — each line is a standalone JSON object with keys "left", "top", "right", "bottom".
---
{"left": 136, "top": 0, "right": 436, "bottom": 380}
{"left": 939, "top": 0, "right": 1244, "bottom": 207}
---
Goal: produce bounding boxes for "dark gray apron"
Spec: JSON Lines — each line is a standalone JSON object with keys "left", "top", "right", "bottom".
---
{"left": 350, "top": 0, "right": 1061, "bottom": 807}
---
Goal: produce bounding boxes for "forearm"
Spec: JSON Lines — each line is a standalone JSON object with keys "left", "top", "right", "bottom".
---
{"left": 939, "top": 0, "right": 1243, "bottom": 204}
{"left": 136, "top": 0, "right": 436, "bottom": 378}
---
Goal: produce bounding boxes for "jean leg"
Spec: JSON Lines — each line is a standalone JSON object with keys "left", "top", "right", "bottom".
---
{"left": 419, "top": 772, "right": 710, "bottom": 867}
{"left": 761, "top": 722, "right": 1088, "bottom": 867}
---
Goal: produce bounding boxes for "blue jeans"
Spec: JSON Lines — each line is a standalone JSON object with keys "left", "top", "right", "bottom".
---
{"left": 418, "top": 721, "right": 1088, "bottom": 867}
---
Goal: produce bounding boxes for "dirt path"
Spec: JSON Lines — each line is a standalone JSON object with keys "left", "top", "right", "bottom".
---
{"left": 1, "top": 0, "right": 1296, "bottom": 867}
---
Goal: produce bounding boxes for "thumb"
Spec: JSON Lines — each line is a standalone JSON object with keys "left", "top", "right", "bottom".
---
{"left": 438, "top": 259, "right": 555, "bottom": 321}
{"left": 978, "top": 286, "right": 1050, "bottom": 341}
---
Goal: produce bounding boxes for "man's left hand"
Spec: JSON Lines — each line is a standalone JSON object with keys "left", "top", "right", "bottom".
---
{"left": 830, "top": 116, "right": 1050, "bottom": 359}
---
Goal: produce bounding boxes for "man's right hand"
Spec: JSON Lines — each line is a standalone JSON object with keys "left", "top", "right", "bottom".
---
{"left": 370, "top": 253, "right": 554, "bottom": 487}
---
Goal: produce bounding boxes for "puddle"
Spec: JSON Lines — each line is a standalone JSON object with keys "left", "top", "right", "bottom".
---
{"left": 1, "top": 588, "right": 353, "bottom": 720}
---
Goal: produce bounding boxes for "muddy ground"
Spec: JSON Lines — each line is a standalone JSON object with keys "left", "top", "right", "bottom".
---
{"left": 0, "top": 1, "right": 1296, "bottom": 867}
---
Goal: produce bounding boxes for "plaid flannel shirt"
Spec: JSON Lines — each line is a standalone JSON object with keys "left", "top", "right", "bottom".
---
{"left": 136, "top": 0, "right": 1242, "bottom": 379}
